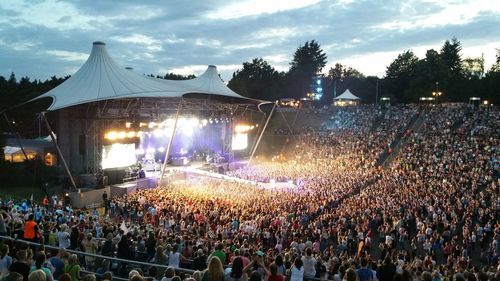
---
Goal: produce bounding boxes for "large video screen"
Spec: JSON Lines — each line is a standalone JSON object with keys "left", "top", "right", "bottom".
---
{"left": 101, "top": 143, "right": 136, "bottom": 169}
{"left": 232, "top": 133, "right": 248, "bottom": 151}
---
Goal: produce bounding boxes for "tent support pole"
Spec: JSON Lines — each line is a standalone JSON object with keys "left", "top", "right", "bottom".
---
{"left": 278, "top": 106, "right": 296, "bottom": 138}
{"left": 248, "top": 113, "right": 266, "bottom": 158}
{"left": 3, "top": 112, "right": 29, "bottom": 161}
{"left": 248, "top": 103, "right": 276, "bottom": 166}
{"left": 159, "top": 99, "right": 183, "bottom": 185}
{"left": 41, "top": 112, "right": 77, "bottom": 191}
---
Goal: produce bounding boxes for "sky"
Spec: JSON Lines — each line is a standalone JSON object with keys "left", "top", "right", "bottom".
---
{"left": 0, "top": 0, "right": 499, "bottom": 82}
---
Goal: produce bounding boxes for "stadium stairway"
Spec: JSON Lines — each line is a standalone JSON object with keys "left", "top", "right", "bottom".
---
{"left": 378, "top": 109, "right": 427, "bottom": 168}
{"left": 370, "top": 108, "right": 387, "bottom": 132}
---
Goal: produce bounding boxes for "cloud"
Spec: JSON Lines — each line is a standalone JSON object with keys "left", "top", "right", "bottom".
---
{"left": 206, "top": 0, "right": 322, "bottom": 19}
{"left": 45, "top": 50, "right": 88, "bottom": 62}
{"left": 111, "top": 34, "right": 163, "bottom": 51}
{"left": 0, "top": 0, "right": 499, "bottom": 82}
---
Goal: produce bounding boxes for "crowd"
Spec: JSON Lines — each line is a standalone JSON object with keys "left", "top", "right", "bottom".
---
{"left": 0, "top": 104, "right": 499, "bottom": 281}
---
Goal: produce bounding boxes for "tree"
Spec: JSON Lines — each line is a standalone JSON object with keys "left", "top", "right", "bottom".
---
{"left": 462, "top": 55, "right": 485, "bottom": 79}
{"left": 327, "top": 63, "right": 364, "bottom": 79}
{"left": 228, "top": 58, "right": 284, "bottom": 100}
{"left": 285, "top": 40, "right": 327, "bottom": 99}
{"left": 440, "top": 38, "right": 463, "bottom": 77}
{"left": 289, "top": 40, "right": 327, "bottom": 74}
{"left": 384, "top": 50, "right": 419, "bottom": 102}
{"left": 163, "top": 73, "right": 196, "bottom": 80}
{"left": 489, "top": 49, "right": 500, "bottom": 72}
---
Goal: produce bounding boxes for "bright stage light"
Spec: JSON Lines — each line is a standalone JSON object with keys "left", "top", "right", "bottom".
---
{"left": 127, "top": 131, "right": 136, "bottom": 138}
{"left": 118, "top": 131, "right": 127, "bottom": 139}
{"left": 153, "top": 128, "right": 164, "bottom": 137}
{"left": 158, "top": 147, "right": 165, "bottom": 153}
{"left": 234, "top": 124, "right": 255, "bottom": 133}
{"left": 135, "top": 148, "right": 145, "bottom": 155}
{"left": 182, "top": 127, "right": 194, "bottom": 136}
{"left": 189, "top": 118, "right": 199, "bottom": 126}
{"left": 102, "top": 143, "right": 136, "bottom": 169}
{"left": 125, "top": 122, "right": 132, "bottom": 128}
{"left": 202, "top": 119, "right": 208, "bottom": 126}
{"left": 146, "top": 147, "right": 156, "bottom": 154}
{"left": 148, "top": 122, "right": 157, "bottom": 128}
{"left": 232, "top": 133, "right": 248, "bottom": 150}
{"left": 105, "top": 131, "right": 118, "bottom": 140}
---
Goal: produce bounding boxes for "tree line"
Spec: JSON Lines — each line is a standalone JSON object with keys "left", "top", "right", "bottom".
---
{"left": 228, "top": 38, "right": 500, "bottom": 104}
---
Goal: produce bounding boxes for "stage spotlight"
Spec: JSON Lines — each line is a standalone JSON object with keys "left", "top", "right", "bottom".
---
{"left": 118, "top": 131, "right": 127, "bottom": 139}
{"left": 146, "top": 147, "right": 156, "bottom": 154}
{"left": 127, "top": 131, "right": 136, "bottom": 138}
{"left": 158, "top": 147, "right": 165, "bottom": 153}
{"left": 183, "top": 127, "right": 194, "bottom": 136}
{"left": 125, "top": 122, "right": 132, "bottom": 128}
{"left": 105, "top": 131, "right": 118, "bottom": 140}
{"left": 209, "top": 119, "right": 213, "bottom": 124}
{"left": 135, "top": 148, "right": 145, "bottom": 155}
{"left": 189, "top": 118, "right": 199, "bottom": 126}
{"left": 153, "top": 129, "right": 164, "bottom": 137}
{"left": 148, "top": 122, "right": 157, "bottom": 128}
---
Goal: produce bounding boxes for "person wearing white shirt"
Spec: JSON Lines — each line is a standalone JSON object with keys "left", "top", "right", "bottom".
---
{"left": 56, "top": 225, "right": 70, "bottom": 249}
{"left": 290, "top": 258, "right": 304, "bottom": 281}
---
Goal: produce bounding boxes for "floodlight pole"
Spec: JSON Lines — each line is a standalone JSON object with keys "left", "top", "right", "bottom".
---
{"left": 248, "top": 103, "right": 276, "bottom": 166}
{"left": 41, "top": 112, "right": 77, "bottom": 191}
{"left": 159, "top": 99, "right": 183, "bottom": 185}
{"left": 3, "top": 112, "right": 29, "bottom": 161}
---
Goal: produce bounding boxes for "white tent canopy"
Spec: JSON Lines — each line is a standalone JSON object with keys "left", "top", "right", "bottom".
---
{"left": 32, "top": 41, "right": 261, "bottom": 111}
{"left": 333, "top": 89, "right": 360, "bottom": 100}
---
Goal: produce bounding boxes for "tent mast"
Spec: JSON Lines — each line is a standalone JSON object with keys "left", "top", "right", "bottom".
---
{"left": 41, "top": 112, "right": 78, "bottom": 190}
{"left": 159, "top": 98, "right": 183, "bottom": 185}
{"left": 248, "top": 103, "right": 276, "bottom": 166}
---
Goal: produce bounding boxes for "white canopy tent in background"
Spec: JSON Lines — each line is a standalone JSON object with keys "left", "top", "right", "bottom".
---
{"left": 333, "top": 89, "right": 360, "bottom": 101}
{"left": 333, "top": 89, "right": 360, "bottom": 106}
{"left": 31, "top": 41, "right": 261, "bottom": 110}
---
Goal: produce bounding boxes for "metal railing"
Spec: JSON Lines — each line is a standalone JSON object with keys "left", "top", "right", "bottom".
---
{"left": 0, "top": 235, "right": 196, "bottom": 279}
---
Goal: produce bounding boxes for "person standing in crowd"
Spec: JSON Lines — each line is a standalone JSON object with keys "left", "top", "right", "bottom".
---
{"left": 64, "top": 255, "right": 80, "bottom": 281}
{"left": 49, "top": 249, "right": 66, "bottom": 281}
{"left": 203, "top": 257, "right": 225, "bottom": 281}
{"left": 0, "top": 245, "right": 12, "bottom": 277}
{"left": 225, "top": 257, "right": 246, "bottom": 281}
{"left": 23, "top": 215, "right": 40, "bottom": 243}
{"left": 301, "top": 248, "right": 316, "bottom": 278}
{"left": 290, "top": 258, "right": 304, "bottom": 281}
{"left": 10, "top": 250, "right": 30, "bottom": 281}
{"left": 29, "top": 254, "right": 53, "bottom": 281}
{"left": 267, "top": 263, "right": 284, "bottom": 281}
{"left": 56, "top": 224, "right": 70, "bottom": 249}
